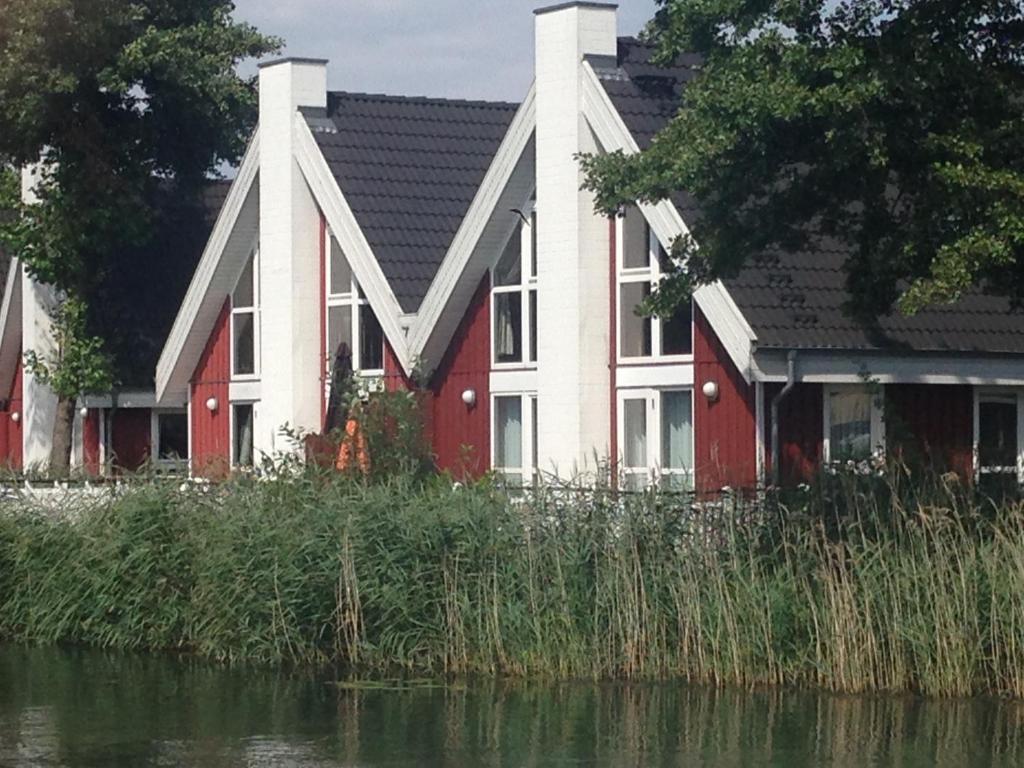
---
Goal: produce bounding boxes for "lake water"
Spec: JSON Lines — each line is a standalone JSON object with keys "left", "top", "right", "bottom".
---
{"left": 2, "top": 644, "right": 1024, "bottom": 767}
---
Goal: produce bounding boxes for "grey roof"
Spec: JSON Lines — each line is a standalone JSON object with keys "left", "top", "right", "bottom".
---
{"left": 304, "top": 92, "right": 519, "bottom": 313}
{"left": 595, "top": 38, "right": 1024, "bottom": 355}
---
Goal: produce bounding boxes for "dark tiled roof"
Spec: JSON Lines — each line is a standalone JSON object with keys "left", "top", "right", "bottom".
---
{"left": 595, "top": 38, "right": 1024, "bottom": 355}
{"left": 305, "top": 92, "right": 519, "bottom": 313}
{"left": 93, "top": 180, "right": 230, "bottom": 387}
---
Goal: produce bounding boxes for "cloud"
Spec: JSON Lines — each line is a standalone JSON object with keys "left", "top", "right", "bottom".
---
{"left": 233, "top": 0, "right": 658, "bottom": 101}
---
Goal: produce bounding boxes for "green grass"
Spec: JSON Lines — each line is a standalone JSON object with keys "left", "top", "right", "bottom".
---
{"left": 1, "top": 469, "right": 1022, "bottom": 697}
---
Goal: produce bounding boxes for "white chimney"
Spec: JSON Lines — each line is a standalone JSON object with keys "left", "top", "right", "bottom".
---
{"left": 256, "top": 58, "right": 328, "bottom": 455}
{"left": 534, "top": 3, "right": 618, "bottom": 478}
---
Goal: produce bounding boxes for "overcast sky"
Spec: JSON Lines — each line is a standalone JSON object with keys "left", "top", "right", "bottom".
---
{"left": 232, "top": 0, "right": 659, "bottom": 102}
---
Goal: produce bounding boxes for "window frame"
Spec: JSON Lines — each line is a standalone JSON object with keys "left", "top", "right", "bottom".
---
{"left": 230, "top": 401, "right": 256, "bottom": 469}
{"left": 150, "top": 409, "right": 189, "bottom": 472}
{"left": 491, "top": 201, "right": 538, "bottom": 370}
{"left": 491, "top": 392, "right": 539, "bottom": 487}
{"left": 616, "top": 210, "right": 694, "bottom": 364}
{"left": 821, "top": 384, "right": 886, "bottom": 465}
{"left": 974, "top": 389, "right": 1024, "bottom": 483}
{"left": 324, "top": 233, "right": 385, "bottom": 398}
{"left": 230, "top": 247, "right": 260, "bottom": 381}
{"left": 616, "top": 387, "right": 695, "bottom": 491}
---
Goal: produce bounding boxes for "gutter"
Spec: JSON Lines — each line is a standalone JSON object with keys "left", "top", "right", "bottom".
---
{"left": 769, "top": 350, "right": 798, "bottom": 487}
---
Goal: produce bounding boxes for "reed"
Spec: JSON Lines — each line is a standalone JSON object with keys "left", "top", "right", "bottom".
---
{"left": 1, "top": 469, "right": 1022, "bottom": 697}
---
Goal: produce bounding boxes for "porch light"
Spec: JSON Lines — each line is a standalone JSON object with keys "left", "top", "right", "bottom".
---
{"left": 205, "top": 397, "right": 219, "bottom": 413}
{"left": 80, "top": 407, "right": 89, "bottom": 418}
{"left": 702, "top": 380, "right": 720, "bottom": 403}
{"left": 461, "top": 389, "right": 477, "bottom": 408}
{"left": 10, "top": 412, "right": 19, "bottom": 423}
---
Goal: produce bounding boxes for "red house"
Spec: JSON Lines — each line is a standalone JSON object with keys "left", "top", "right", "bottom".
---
{"left": 2, "top": 2, "right": 1023, "bottom": 490}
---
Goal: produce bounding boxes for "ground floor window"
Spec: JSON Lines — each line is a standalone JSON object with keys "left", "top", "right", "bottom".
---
{"left": 823, "top": 385, "right": 885, "bottom": 465}
{"left": 976, "top": 391, "right": 1022, "bottom": 490}
{"left": 153, "top": 410, "right": 188, "bottom": 469}
{"left": 492, "top": 394, "right": 538, "bottom": 487}
{"left": 232, "top": 403, "right": 255, "bottom": 467}
{"left": 618, "top": 389, "right": 694, "bottom": 491}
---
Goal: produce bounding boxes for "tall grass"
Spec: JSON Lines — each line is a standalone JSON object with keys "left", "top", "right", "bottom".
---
{"left": 1, "top": 470, "right": 1023, "bottom": 697}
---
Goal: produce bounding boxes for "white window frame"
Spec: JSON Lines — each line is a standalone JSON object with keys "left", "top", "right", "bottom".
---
{"left": 150, "top": 409, "right": 189, "bottom": 471}
{"left": 616, "top": 388, "right": 695, "bottom": 491}
{"left": 325, "top": 233, "right": 385, "bottom": 400}
{"left": 230, "top": 246, "right": 260, "bottom": 381}
{"left": 973, "top": 389, "right": 1024, "bottom": 484}
{"left": 491, "top": 201, "right": 538, "bottom": 370}
{"left": 230, "top": 401, "right": 256, "bottom": 469}
{"left": 616, "top": 210, "right": 694, "bottom": 364}
{"left": 822, "top": 384, "right": 886, "bottom": 465}
{"left": 490, "top": 392, "right": 538, "bottom": 486}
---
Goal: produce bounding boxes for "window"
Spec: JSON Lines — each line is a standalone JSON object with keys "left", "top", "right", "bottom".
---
{"left": 325, "top": 234, "right": 385, "bottom": 397}
{"left": 153, "top": 411, "right": 188, "bottom": 469}
{"left": 231, "top": 249, "right": 259, "bottom": 377}
{"left": 493, "top": 394, "right": 539, "bottom": 486}
{"left": 618, "top": 207, "right": 692, "bottom": 361}
{"left": 233, "top": 403, "right": 255, "bottom": 467}
{"left": 492, "top": 204, "right": 537, "bottom": 367}
{"left": 823, "top": 386, "right": 884, "bottom": 464}
{"left": 618, "top": 389, "right": 694, "bottom": 491}
{"left": 977, "top": 394, "right": 1022, "bottom": 491}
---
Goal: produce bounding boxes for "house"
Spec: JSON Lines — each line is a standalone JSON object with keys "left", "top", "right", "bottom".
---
{"left": 1, "top": 1, "right": 1022, "bottom": 490}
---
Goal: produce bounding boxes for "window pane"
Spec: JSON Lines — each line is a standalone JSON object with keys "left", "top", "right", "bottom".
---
{"left": 495, "top": 397, "right": 523, "bottom": 470}
{"left": 157, "top": 413, "right": 188, "bottom": 461}
{"left": 494, "top": 292, "right": 522, "bottom": 364}
{"left": 661, "top": 391, "right": 693, "bottom": 470}
{"left": 829, "top": 391, "right": 872, "bottom": 461}
{"left": 530, "top": 211, "right": 538, "bottom": 279}
{"left": 232, "top": 311, "right": 255, "bottom": 376}
{"left": 495, "top": 223, "right": 522, "bottom": 286}
{"left": 622, "top": 207, "right": 649, "bottom": 269}
{"left": 233, "top": 404, "right": 254, "bottom": 466}
{"left": 528, "top": 289, "right": 537, "bottom": 363}
{"left": 620, "top": 282, "right": 652, "bottom": 358}
{"left": 359, "top": 304, "right": 384, "bottom": 371}
{"left": 330, "top": 236, "right": 352, "bottom": 295}
{"left": 979, "top": 399, "right": 1018, "bottom": 469}
{"left": 531, "top": 396, "right": 538, "bottom": 475}
{"left": 661, "top": 300, "right": 693, "bottom": 356}
{"left": 623, "top": 398, "right": 647, "bottom": 469}
{"left": 233, "top": 253, "right": 255, "bottom": 308}
{"left": 327, "top": 305, "right": 353, "bottom": 370}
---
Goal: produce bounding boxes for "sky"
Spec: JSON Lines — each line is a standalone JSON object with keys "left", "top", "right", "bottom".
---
{"left": 232, "top": 0, "right": 660, "bottom": 102}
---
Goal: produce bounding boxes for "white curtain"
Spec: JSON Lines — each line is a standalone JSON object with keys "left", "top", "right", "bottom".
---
{"left": 496, "top": 397, "right": 522, "bottom": 470}
{"left": 623, "top": 399, "right": 647, "bottom": 468}
{"left": 661, "top": 391, "right": 693, "bottom": 470}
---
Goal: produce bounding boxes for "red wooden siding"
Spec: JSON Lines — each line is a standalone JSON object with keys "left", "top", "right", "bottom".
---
{"left": 190, "top": 299, "right": 232, "bottom": 477}
{"left": 82, "top": 409, "right": 101, "bottom": 475}
{"left": 383, "top": 341, "right": 413, "bottom": 393}
{"left": 429, "top": 275, "right": 491, "bottom": 479}
{"left": 763, "top": 382, "right": 824, "bottom": 484}
{"left": 886, "top": 384, "right": 973, "bottom": 478}
{"left": 0, "top": 358, "right": 23, "bottom": 470}
{"left": 693, "top": 306, "right": 758, "bottom": 492}
{"left": 110, "top": 408, "right": 152, "bottom": 472}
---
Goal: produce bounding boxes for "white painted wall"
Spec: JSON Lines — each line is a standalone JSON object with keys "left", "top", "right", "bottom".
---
{"left": 534, "top": 3, "right": 617, "bottom": 479}
{"left": 256, "top": 59, "right": 327, "bottom": 458}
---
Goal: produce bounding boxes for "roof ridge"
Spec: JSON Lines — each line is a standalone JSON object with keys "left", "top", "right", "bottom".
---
{"left": 328, "top": 90, "right": 519, "bottom": 111}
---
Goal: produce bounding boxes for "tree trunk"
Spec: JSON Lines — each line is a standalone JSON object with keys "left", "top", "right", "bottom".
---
{"left": 49, "top": 394, "right": 76, "bottom": 477}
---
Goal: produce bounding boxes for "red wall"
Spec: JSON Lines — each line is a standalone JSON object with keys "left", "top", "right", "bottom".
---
{"left": 763, "top": 382, "right": 824, "bottom": 485}
{"left": 0, "top": 359, "right": 23, "bottom": 470}
{"left": 693, "top": 307, "right": 758, "bottom": 492}
{"left": 82, "top": 409, "right": 101, "bottom": 475}
{"left": 886, "top": 384, "right": 974, "bottom": 478}
{"left": 110, "top": 408, "right": 151, "bottom": 472}
{"left": 429, "top": 276, "right": 491, "bottom": 479}
{"left": 190, "top": 299, "right": 232, "bottom": 477}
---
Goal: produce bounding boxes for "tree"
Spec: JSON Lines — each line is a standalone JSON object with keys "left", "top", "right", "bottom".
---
{"left": 0, "top": 0, "right": 279, "bottom": 474}
{"left": 581, "top": 0, "right": 1024, "bottom": 322}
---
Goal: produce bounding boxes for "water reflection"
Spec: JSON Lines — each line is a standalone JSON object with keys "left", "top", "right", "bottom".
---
{"left": 1, "top": 644, "right": 1023, "bottom": 767}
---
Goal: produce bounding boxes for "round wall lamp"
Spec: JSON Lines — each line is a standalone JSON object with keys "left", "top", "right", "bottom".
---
{"left": 702, "top": 380, "right": 720, "bottom": 403}
{"left": 10, "top": 412, "right": 19, "bottom": 423}
{"left": 461, "top": 389, "right": 477, "bottom": 408}
{"left": 205, "top": 397, "right": 219, "bottom": 413}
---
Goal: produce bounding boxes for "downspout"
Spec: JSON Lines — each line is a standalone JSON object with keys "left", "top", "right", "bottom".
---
{"left": 770, "top": 351, "right": 798, "bottom": 487}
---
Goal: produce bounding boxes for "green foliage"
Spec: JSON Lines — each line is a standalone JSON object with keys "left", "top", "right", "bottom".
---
{"left": 581, "top": 0, "right": 1024, "bottom": 319}
{"left": 2, "top": 473, "right": 1024, "bottom": 697}
{"left": 23, "top": 296, "right": 114, "bottom": 399}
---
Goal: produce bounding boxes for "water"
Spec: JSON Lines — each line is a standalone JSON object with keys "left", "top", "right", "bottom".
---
{"left": 2, "top": 645, "right": 1024, "bottom": 767}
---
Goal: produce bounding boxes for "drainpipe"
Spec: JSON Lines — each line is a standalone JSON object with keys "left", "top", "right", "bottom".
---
{"left": 770, "top": 351, "right": 798, "bottom": 487}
